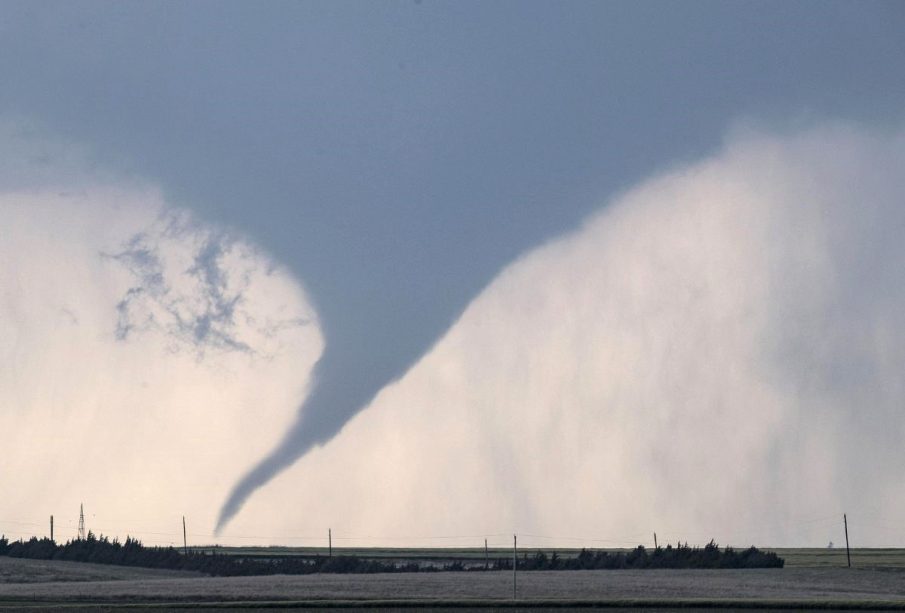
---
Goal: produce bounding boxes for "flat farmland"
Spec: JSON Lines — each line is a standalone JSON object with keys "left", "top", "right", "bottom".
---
{"left": 2, "top": 566, "right": 905, "bottom": 605}
{"left": 778, "top": 548, "right": 905, "bottom": 569}
{"left": 0, "top": 556, "right": 202, "bottom": 584}
{"left": 2, "top": 550, "right": 905, "bottom": 609}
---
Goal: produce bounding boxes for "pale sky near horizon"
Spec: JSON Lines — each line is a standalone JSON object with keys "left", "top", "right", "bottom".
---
{"left": 2, "top": 1, "right": 905, "bottom": 546}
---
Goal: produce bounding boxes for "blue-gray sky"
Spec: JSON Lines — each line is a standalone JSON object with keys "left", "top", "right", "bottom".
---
{"left": 2, "top": 0, "right": 904, "bottom": 531}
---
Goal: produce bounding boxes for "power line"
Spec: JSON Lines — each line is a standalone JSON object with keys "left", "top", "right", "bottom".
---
{"left": 3, "top": 508, "right": 904, "bottom": 548}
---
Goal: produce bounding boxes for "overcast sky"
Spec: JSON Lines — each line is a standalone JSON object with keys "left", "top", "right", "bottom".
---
{"left": 2, "top": 1, "right": 905, "bottom": 543}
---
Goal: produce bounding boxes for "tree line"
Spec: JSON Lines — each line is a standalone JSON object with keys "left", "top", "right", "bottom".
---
{"left": 513, "top": 541, "right": 784, "bottom": 570}
{"left": 0, "top": 532, "right": 782, "bottom": 575}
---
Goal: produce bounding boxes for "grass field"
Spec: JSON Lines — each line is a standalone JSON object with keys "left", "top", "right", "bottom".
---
{"left": 2, "top": 548, "right": 905, "bottom": 610}
{"left": 2, "top": 565, "right": 905, "bottom": 608}
{"left": 778, "top": 549, "right": 905, "bottom": 569}
{"left": 0, "top": 556, "right": 202, "bottom": 583}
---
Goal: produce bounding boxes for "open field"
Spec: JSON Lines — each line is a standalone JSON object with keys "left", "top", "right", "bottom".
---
{"left": 2, "top": 549, "right": 905, "bottom": 609}
{"left": 778, "top": 549, "right": 905, "bottom": 570}
{"left": 1, "top": 558, "right": 905, "bottom": 609}
{"left": 0, "top": 556, "right": 202, "bottom": 583}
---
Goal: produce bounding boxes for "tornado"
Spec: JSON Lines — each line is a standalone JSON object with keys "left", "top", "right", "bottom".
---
{"left": 216, "top": 344, "right": 396, "bottom": 531}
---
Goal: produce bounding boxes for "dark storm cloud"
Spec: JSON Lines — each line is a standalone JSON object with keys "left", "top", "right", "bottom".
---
{"left": 1, "top": 0, "right": 903, "bottom": 530}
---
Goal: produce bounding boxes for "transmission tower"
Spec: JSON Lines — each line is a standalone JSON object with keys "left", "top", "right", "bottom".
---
{"left": 77, "top": 503, "right": 86, "bottom": 540}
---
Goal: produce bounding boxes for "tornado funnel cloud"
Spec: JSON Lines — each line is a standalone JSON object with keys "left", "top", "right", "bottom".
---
{"left": 216, "top": 343, "right": 405, "bottom": 532}
{"left": 216, "top": 398, "right": 324, "bottom": 532}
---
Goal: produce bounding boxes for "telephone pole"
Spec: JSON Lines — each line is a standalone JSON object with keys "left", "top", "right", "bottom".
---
{"left": 328, "top": 528, "right": 332, "bottom": 558}
{"left": 183, "top": 516, "right": 188, "bottom": 556}
{"left": 512, "top": 534, "right": 517, "bottom": 599}
{"left": 50, "top": 515, "right": 54, "bottom": 543}
{"left": 843, "top": 513, "right": 851, "bottom": 568}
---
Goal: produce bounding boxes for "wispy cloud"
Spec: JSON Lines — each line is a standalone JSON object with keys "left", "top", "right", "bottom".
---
{"left": 0, "top": 173, "right": 323, "bottom": 538}
{"left": 105, "top": 218, "right": 309, "bottom": 358}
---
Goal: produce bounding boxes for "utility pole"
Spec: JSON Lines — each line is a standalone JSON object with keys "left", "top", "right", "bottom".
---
{"left": 183, "top": 516, "right": 188, "bottom": 556}
{"left": 844, "top": 514, "right": 851, "bottom": 568}
{"left": 485, "top": 538, "right": 489, "bottom": 570}
{"left": 50, "top": 515, "right": 53, "bottom": 543}
{"left": 513, "top": 534, "right": 517, "bottom": 599}
{"left": 329, "top": 528, "right": 332, "bottom": 558}
{"left": 654, "top": 532, "right": 658, "bottom": 549}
